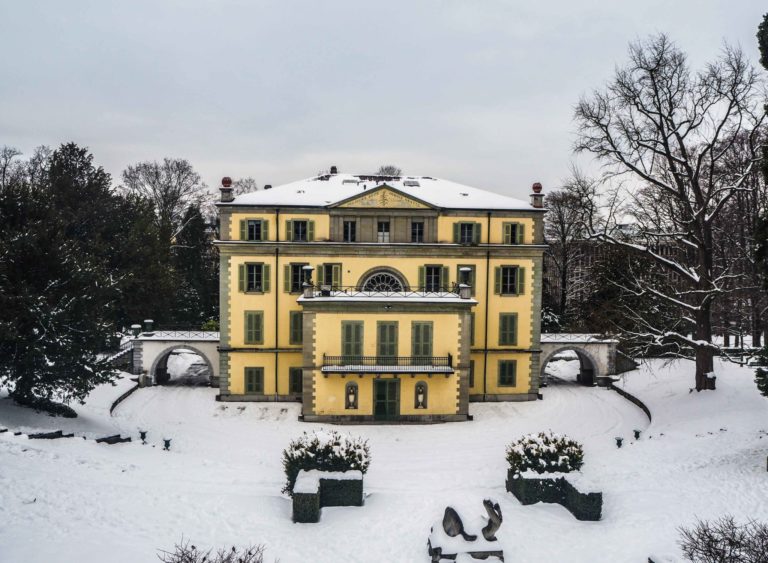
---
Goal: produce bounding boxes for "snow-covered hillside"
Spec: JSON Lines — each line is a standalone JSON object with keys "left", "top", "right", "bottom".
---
{"left": 1, "top": 359, "right": 766, "bottom": 562}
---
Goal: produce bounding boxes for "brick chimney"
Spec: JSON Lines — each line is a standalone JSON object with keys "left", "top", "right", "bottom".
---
{"left": 220, "top": 177, "right": 234, "bottom": 202}
{"left": 530, "top": 182, "right": 544, "bottom": 208}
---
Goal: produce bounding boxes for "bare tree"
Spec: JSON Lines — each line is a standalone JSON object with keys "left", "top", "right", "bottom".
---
{"left": 376, "top": 164, "right": 402, "bottom": 176}
{"left": 120, "top": 158, "right": 209, "bottom": 245}
{"left": 544, "top": 175, "right": 591, "bottom": 325}
{"left": 574, "top": 34, "right": 767, "bottom": 390}
{"left": 232, "top": 176, "right": 258, "bottom": 196}
{"left": 0, "top": 146, "right": 22, "bottom": 190}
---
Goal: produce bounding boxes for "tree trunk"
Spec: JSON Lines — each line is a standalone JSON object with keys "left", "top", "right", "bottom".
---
{"left": 752, "top": 307, "right": 762, "bottom": 348}
{"left": 694, "top": 304, "right": 715, "bottom": 391}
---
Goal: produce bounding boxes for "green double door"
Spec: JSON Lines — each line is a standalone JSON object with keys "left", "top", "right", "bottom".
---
{"left": 374, "top": 380, "right": 399, "bottom": 420}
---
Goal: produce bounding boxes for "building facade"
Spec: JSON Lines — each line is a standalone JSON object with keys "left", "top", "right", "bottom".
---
{"left": 215, "top": 171, "right": 546, "bottom": 422}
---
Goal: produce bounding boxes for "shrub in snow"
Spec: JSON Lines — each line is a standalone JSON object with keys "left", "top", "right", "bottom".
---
{"left": 10, "top": 393, "right": 77, "bottom": 418}
{"left": 678, "top": 515, "right": 768, "bottom": 562}
{"left": 506, "top": 431, "right": 584, "bottom": 475}
{"left": 755, "top": 367, "right": 768, "bottom": 398}
{"left": 282, "top": 430, "right": 371, "bottom": 495}
{"left": 157, "top": 539, "right": 266, "bottom": 563}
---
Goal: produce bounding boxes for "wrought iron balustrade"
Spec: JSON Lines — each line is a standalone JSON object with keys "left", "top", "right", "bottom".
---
{"left": 323, "top": 354, "right": 453, "bottom": 368}
{"left": 306, "top": 285, "right": 464, "bottom": 299}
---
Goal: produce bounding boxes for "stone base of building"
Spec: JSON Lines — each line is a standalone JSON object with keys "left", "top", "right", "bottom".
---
{"left": 300, "top": 413, "right": 472, "bottom": 424}
{"left": 469, "top": 393, "right": 538, "bottom": 402}
{"left": 216, "top": 393, "right": 302, "bottom": 402}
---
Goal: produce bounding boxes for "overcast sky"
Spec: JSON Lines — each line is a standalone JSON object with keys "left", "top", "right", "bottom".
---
{"left": 1, "top": 1, "right": 766, "bottom": 200}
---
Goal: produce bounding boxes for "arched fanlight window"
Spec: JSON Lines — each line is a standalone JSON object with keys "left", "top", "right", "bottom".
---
{"left": 362, "top": 272, "right": 405, "bottom": 293}
{"left": 414, "top": 381, "right": 428, "bottom": 409}
{"left": 345, "top": 381, "right": 359, "bottom": 410}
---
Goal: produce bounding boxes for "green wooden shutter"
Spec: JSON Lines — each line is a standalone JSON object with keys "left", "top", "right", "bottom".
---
{"left": 516, "top": 224, "right": 524, "bottom": 244}
{"left": 245, "top": 367, "right": 254, "bottom": 392}
{"left": 262, "top": 264, "right": 271, "bottom": 292}
{"left": 473, "top": 222, "right": 481, "bottom": 244}
{"left": 503, "top": 223, "right": 512, "bottom": 244}
{"left": 239, "top": 264, "right": 246, "bottom": 292}
{"left": 285, "top": 220, "right": 293, "bottom": 241}
{"left": 240, "top": 220, "right": 247, "bottom": 240}
{"left": 424, "top": 323, "right": 433, "bottom": 356}
{"left": 418, "top": 266, "right": 425, "bottom": 290}
{"left": 290, "top": 311, "right": 303, "bottom": 344}
{"left": 255, "top": 312, "right": 263, "bottom": 343}
{"left": 245, "top": 311, "right": 262, "bottom": 344}
{"left": 308, "top": 220, "right": 315, "bottom": 241}
{"left": 262, "top": 220, "right": 269, "bottom": 241}
{"left": 500, "top": 314, "right": 517, "bottom": 345}
{"left": 412, "top": 323, "right": 421, "bottom": 357}
{"left": 316, "top": 263, "right": 325, "bottom": 286}
{"left": 284, "top": 265, "right": 291, "bottom": 292}
{"left": 470, "top": 313, "right": 475, "bottom": 346}
{"left": 510, "top": 313, "right": 517, "bottom": 345}
{"left": 332, "top": 264, "right": 341, "bottom": 288}
{"left": 441, "top": 266, "right": 449, "bottom": 291}
{"left": 453, "top": 223, "right": 460, "bottom": 243}
{"left": 494, "top": 267, "right": 501, "bottom": 294}
{"left": 245, "top": 312, "right": 253, "bottom": 344}
{"left": 354, "top": 322, "right": 363, "bottom": 356}
{"left": 516, "top": 267, "right": 525, "bottom": 295}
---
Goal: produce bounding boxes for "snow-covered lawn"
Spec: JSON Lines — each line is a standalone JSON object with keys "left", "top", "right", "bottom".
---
{"left": 1, "top": 359, "right": 767, "bottom": 562}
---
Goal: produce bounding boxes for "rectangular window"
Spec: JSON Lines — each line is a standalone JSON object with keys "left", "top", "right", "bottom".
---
{"left": 286, "top": 219, "right": 314, "bottom": 242}
{"left": 289, "top": 311, "right": 303, "bottom": 345}
{"left": 456, "top": 264, "right": 476, "bottom": 296}
{"left": 469, "top": 360, "right": 475, "bottom": 388}
{"left": 343, "top": 220, "right": 357, "bottom": 242}
{"left": 411, "top": 221, "right": 424, "bottom": 243}
{"left": 341, "top": 321, "right": 364, "bottom": 360}
{"left": 495, "top": 265, "right": 524, "bottom": 296}
{"left": 240, "top": 219, "right": 268, "bottom": 241}
{"left": 318, "top": 263, "right": 341, "bottom": 290}
{"left": 244, "top": 311, "right": 263, "bottom": 345}
{"left": 412, "top": 321, "right": 433, "bottom": 360}
{"left": 285, "top": 263, "right": 309, "bottom": 293}
{"left": 499, "top": 313, "right": 518, "bottom": 346}
{"left": 377, "top": 321, "right": 398, "bottom": 363}
{"left": 377, "top": 221, "right": 390, "bottom": 243}
{"left": 503, "top": 222, "right": 524, "bottom": 244}
{"left": 239, "top": 263, "right": 271, "bottom": 293}
{"left": 423, "top": 265, "right": 446, "bottom": 292}
{"left": 454, "top": 222, "right": 481, "bottom": 244}
{"left": 289, "top": 367, "right": 303, "bottom": 394}
{"left": 244, "top": 367, "right": 264, "bottom": 393}
{"left": 498, "top": 360, "right": 517, "bottom": 387}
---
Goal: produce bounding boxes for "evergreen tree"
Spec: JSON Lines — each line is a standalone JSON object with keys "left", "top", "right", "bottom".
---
{"left": 0, "top": 143, "right": 119, "bottom": 404}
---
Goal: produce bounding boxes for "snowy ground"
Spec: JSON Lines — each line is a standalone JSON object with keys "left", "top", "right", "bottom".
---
{"left": 1, "top": 358, "right": 767, "bottom": 562}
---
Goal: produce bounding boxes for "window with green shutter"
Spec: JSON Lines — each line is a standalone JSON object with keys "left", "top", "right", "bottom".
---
{"left": 454, "top": 222, "right": 481, "bottom": 244}
{"left": 244, "top": 367, "right": 264, "bottom": 393}
{"left": 503, "top": 222, "right": 524, "bottom": 244}
{"left": 284, "top": 263, "right": 308, "bottom": 293}
{"left": 286, "top": 219, "right": 315, "bottom": 242}
{"left": 377, "top": 321, "right": 398, "bottom": 364}
{"left": 494, "top": 265, "right": 525, "bottom": 296}
{"left": 469, "top": 360, "right": 475, "bottom": 388}
{"left": 341, "top": 321, "right": 364, "bottom": 361}
{"left": 289, "top": 367, "right": 303, "bottom": 394}
{"left": 412, "top": 321, "right": 433, "bottom": 360}
{"left": 317, "top": 263, "right": 342, "bottom": 289}
{"left": 498, "top": 360, "right": 517, "bottom": 386}
{"left": 240, "top": 219, "right": 269, "bottom": 241}
{"left": 289, "top": 311, "right": 303, "bottom": 345}
{"left": 238, "top": 263, "right": 270, "bottom": 293}
{"left": 244, "top": 311, "right": 263, "bottom": 344}
{"left": 499, "top": 313, "right": 518, "bottom": 346}
{"left": 470, "top": 312, "right": 475, "bottom": 346}
{"left": 422, "top": 265, "right": 447, "bottom": 292}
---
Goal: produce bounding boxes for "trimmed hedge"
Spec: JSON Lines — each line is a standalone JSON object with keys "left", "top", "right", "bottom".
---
{"left": 506, "top": 471, "right": 602, "bottom": 521}
{"left": 282, "top": 430, "right": 370, "bottom": 495}
{"left": 506, "top": 431, "right": 584, "bottom": 475}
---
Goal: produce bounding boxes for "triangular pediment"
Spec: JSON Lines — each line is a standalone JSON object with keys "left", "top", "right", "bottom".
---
{"left": 332, "top": 184, "right": 433, "bottom": 209}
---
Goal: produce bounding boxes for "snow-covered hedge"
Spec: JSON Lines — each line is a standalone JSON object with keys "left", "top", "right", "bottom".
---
{"left": 506, "top": 431, "right": 584, "bottom": 475}
{"left": 281, "top": 430, "right": 371, "bottom": 495}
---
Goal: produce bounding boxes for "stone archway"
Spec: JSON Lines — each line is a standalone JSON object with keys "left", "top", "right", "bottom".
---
{"left": 150, "top": 345, "right": 216, "bottom": 386}
{"left": 540, "top": 346, "right": 601, "bottom": 386}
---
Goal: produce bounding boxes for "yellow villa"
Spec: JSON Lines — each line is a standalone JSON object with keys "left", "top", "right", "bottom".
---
{"left": 215, "top": 168, "right": 546, "bottom": 422}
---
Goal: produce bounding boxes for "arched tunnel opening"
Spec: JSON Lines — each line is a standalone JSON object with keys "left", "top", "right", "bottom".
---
{"left": 154, "top": 348, "right": 212, "bottom": 386}
{"left": 541, "top": 348, "right": 598, "bottom": 387}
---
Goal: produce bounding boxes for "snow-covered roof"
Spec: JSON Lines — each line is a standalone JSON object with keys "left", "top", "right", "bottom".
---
{"left": 223, "top": 173, "right": 535, "bottom": 211}
{"left": 541, "top": 333, "right": 618, "bottom": 344}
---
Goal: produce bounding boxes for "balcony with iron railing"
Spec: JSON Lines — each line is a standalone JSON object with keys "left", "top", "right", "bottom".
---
{"left": 321, "top": 353, "right": 454, "bottom": 374}
{"left": 300, "top": 284, "right": 474, "bottom": 301}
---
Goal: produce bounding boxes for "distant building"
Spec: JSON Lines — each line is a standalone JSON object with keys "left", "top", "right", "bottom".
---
{"left": 214, "top": 170, "right": 546, "bottom": 422}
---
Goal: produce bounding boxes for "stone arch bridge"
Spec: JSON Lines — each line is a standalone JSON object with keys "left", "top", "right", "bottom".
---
{"left": 540, "top": 333, "right": 635, "bottom": 386}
